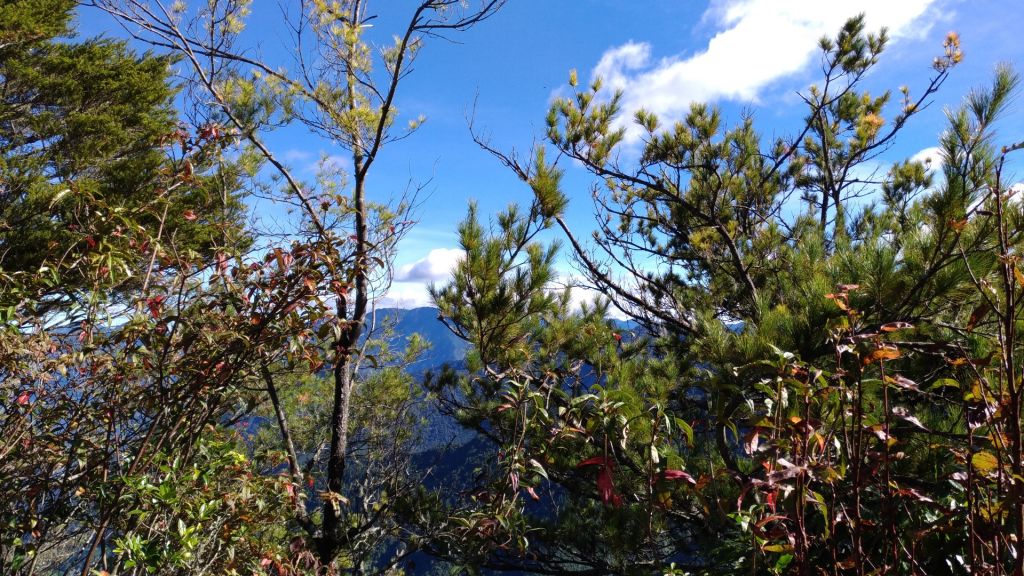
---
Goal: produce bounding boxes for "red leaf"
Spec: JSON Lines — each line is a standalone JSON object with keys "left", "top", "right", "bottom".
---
{"left": 968, "top": 302, "right": 990, "bottom": 330}
{"left": 754, "top": 514, "right": 789, "bottom": 528}
{"left": 146, "top": 296, "right": 164, "bottom": 319}
{"left": 660, "top": 469, "right": 697, "bottom": 485}
{"left": 577, "top": 456, "right": 611, "bottom": 468}
{"left": 896, "top": 488, "right": 934, "bottom": 503}
{"left": 526, "top": 486, "right": 539, "bottom": 501}
{"left": 16, "top": 391, "right": 31, "bottom": 405}
{"left": 578, "top": 456, "right": 621, "bottom": 507}
{"left": 199, "top": 124, "right": 220, "bottom": 140}
{"left": 596, "top": 465, "right": 621, "bottom": 507}
{"left": 183, "top": 209, "right": 198, "bottom": 221}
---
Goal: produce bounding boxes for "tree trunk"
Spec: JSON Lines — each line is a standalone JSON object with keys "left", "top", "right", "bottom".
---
{"left": 320, "top": 352, "right": 355, "bottom": 564}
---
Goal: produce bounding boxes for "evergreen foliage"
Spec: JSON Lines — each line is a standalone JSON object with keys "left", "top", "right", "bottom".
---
{"left": 431, "top": 15, "right": 1024, "bottom": 575}
{"left": 0, "top": 0, "right": 249, "bottom": 301}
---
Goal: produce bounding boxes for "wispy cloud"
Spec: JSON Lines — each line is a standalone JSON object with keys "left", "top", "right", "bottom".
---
{"left": 282, "top": 148, "right": 313, "bottom": 163}
{"left": 589, "top": 0, "right": 943, "bottom": 141}
{"left": 279, "top": 148, "right": 354, "bottom": 176}
{"left": 314, "top": 154, "right": 352, "bottom": 175}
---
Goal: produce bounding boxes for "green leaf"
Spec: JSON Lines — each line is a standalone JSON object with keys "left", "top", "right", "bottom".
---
{"left": 673, "top": 417, "right": 694, "bottom": 447}
{"left": 972, "top": 451, "right": 999, "bottom": 474}
{"left": 529, "top": 459, "right": 548, "bottom": 480}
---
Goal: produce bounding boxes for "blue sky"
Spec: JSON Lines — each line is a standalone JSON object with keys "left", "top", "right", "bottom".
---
{"left": 80, "top": 0, "right": 1024, "bottom": 310}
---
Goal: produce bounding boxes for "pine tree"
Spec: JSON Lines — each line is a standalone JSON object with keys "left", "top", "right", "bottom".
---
{"left": 432, "top": 16, "right": 1024, "bottom": 575}
{"left": 0, "top": 0, "right": 249, "bottom": 305}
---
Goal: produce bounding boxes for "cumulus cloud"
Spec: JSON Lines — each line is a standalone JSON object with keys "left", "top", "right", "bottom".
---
{"left": 380, "top": 261, "right": 634, "bottom": 319}
{"left": 378, "top": 282, "right": 433, "bottom": 309}
{"left": 910, "top": 146, "right": 944, "bottom": 173}
{"left": 394, "top": 248, "right": 465, "bottom": 283}
{"left": 590, "top": 0, "right": 942, "bottom": 141}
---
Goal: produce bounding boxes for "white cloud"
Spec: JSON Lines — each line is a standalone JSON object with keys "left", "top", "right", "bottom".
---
{"left": 378, "top": 282, "right": 433, "bottom": 309}
{"left": 910, "top": 146, "right": 943, "bottom": 173}
{"left": 380, "top": 264, "right": 633, "bottom": 319}
{"left": 282, "top": 149, "right": 312, "bottom": 163}
{"left": 373, "top": 248, "right": 465, "bottom": 310}
{"left": 589, "top": 0, "right": 942, "bottom": 141}
{"left": 564, "top": 283, "right": 630, "bottom": 320}
{"left": 279, "top": 148, "right": 354, "bottom": 175}
{"left": 593, "top": 42, "right": 653, "bottom": 94}
{"left": 394, "top": 248, "right": 465, "bottom": 283}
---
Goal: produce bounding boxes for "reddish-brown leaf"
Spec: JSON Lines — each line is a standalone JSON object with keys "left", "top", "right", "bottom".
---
{"left": 577, "top": 456, "right": 611, "bottom": 468}
{"left": 967, "top": 302, "right": 991, "bottom": 329}
{"left": 661, "top": 469, "right": 697, "bottom": 485}
{"left": 578, "top": 456, "right": 621, "bottom": 507}
{"left": 880, "top": 321, "right": 913, "bottom": 332}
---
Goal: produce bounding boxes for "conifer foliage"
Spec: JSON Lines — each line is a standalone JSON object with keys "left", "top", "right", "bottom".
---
{"left": 433, "top": 15, "right": 1024, "bottom": 575}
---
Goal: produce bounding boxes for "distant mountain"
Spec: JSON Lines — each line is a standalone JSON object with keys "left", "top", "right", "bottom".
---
{"left": 360, "top": 307, "right": 474, "bottom": 452}
{"left": 365, "top": 307, "right": 470, "bottom": 373}
{"left": 359, "top": 307, "right": 643, "bottom": 575}
{"left": 369, "top": 307, "right": 643, "bottom": 366}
